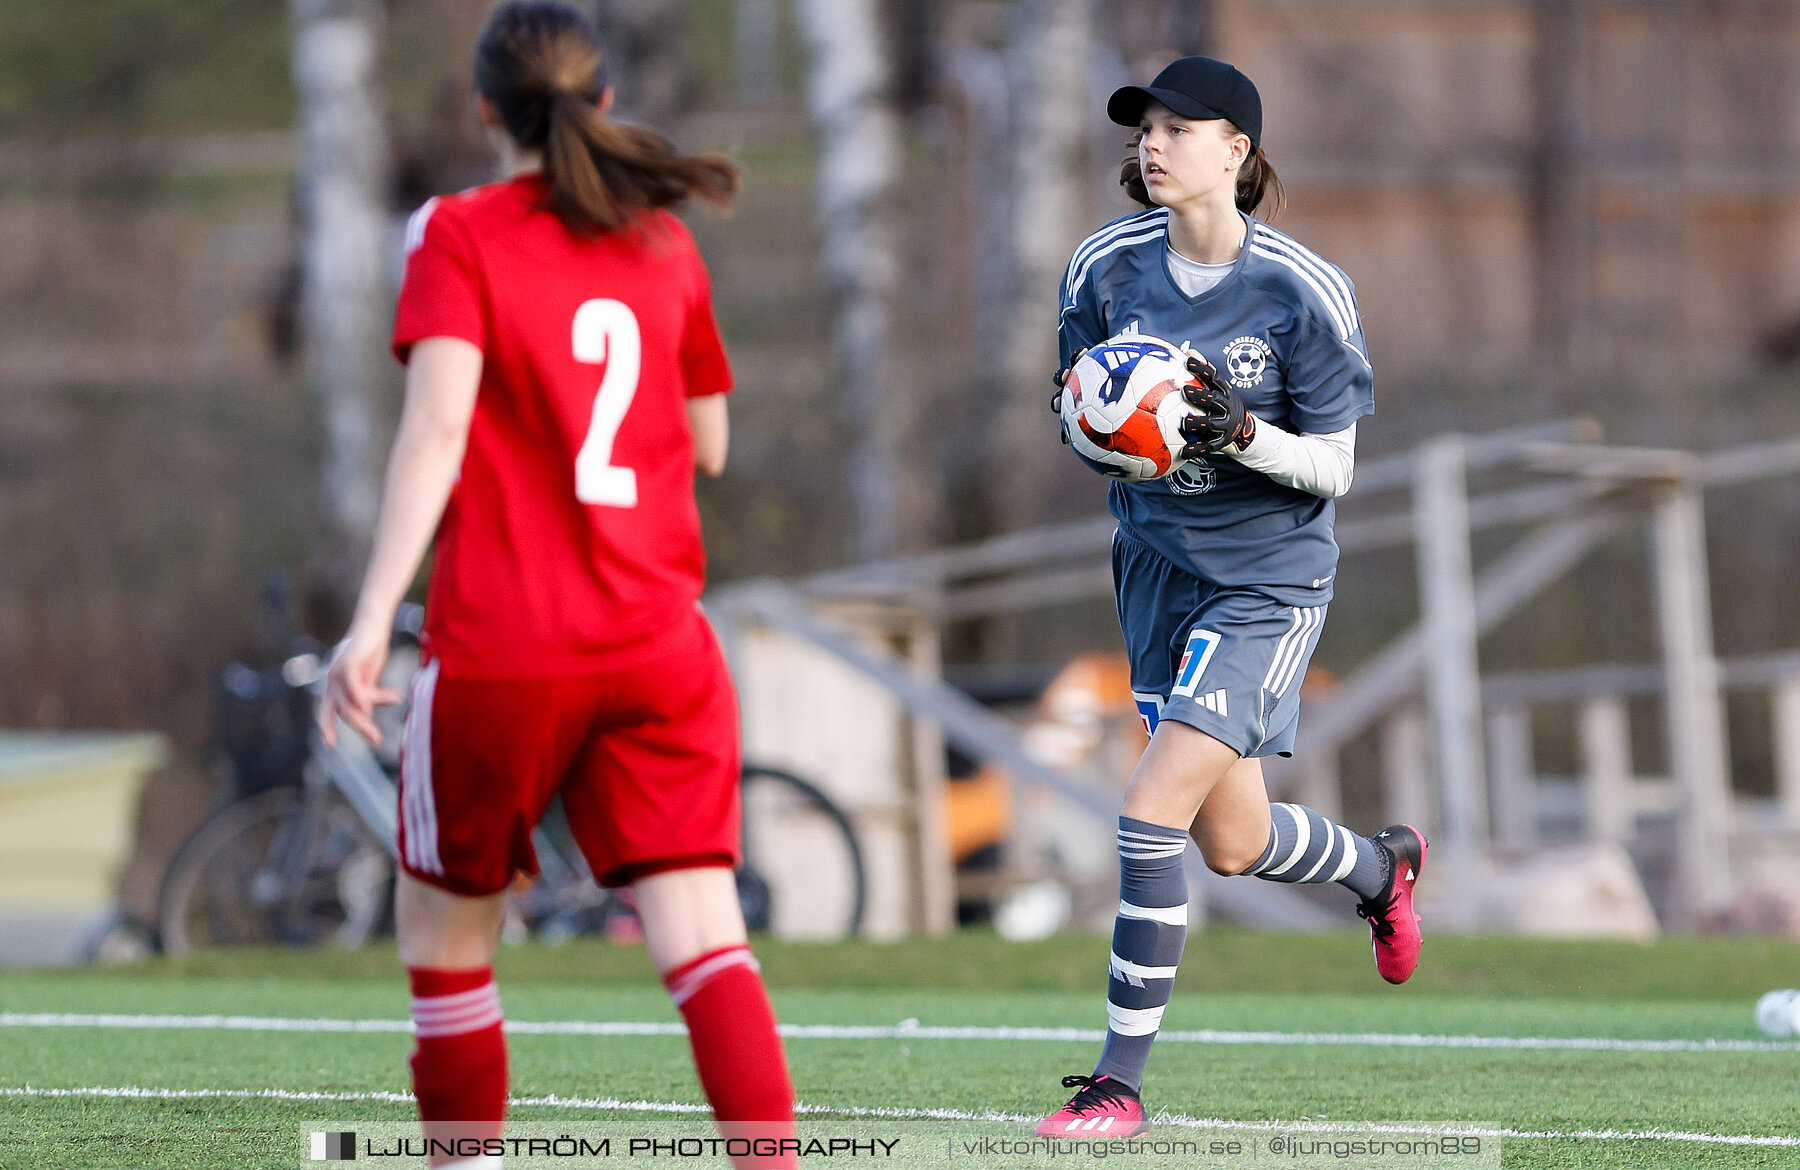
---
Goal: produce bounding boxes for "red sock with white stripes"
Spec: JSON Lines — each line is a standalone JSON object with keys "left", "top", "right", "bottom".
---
{"left": 408, "top": 966, "right": 507, "bottom": 1167}
{"left": 664, "top": 945, "right": 796, "bottom": 1167}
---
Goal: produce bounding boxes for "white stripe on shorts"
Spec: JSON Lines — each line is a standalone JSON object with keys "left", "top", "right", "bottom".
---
{"left": 1264, "top": 607, "right": 1323, "bottom": 698}
{"left": 1280, "top": 608, "right": 1326, "bottom": 697}
{"left": 399, "top": 670, "right": 423, "bottom": 872}
{"left": 401, "top": 659, "right": 443, "bottom": 876}
{"left": 1262, "top": 609, "right": 1306, "bottom": 693}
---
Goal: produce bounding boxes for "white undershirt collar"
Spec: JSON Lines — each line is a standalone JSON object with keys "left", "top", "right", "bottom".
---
{"left": 1165, "top": 247, "right": 1237, "bottom": 297}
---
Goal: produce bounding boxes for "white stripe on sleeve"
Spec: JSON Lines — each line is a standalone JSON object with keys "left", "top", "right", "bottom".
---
{"left": 1065, "top": 221, "right": 1169, "bottom": 312}
{"left": 1253, "top": 228, "right": 1359, "bottom": 336}
{"left": 1064, "top": 209, "right": 1168, "bottom": 299}
{"left": 1249, "top": 245, "right": 1353, "bottom": 340}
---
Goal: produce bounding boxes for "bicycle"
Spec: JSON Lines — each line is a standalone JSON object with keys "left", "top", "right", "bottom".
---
{"left": 157, "top": 623, "right": 866, "bottom": 952}
{"left": 156, "top": 628, "right": 411, "bottom": 954}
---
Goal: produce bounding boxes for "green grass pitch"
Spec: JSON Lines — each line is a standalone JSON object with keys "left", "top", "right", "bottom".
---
{"left": 3, "top": 929, "right": 1799, "bottom": 1168}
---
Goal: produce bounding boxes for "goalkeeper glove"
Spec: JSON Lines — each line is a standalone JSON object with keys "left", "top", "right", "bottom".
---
{"left": 1051, "top": 348, "right": 1089, "bottom": 444}
{"left": 1177, "top": 350, "right": 1256, "bottom": 458}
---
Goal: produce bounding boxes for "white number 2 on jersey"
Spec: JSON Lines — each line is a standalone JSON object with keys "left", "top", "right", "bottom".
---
{"left": 572, "top": 298, "right": 641, "bottom": 507}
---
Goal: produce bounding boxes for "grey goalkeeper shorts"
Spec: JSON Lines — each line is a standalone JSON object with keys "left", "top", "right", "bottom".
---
{"left": 1113, "top": 528, "right": 1328, "bottom": 758}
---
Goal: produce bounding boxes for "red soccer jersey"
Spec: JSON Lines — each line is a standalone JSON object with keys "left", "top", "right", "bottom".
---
{"left": 392, "top": 175, "right": 732, "bottom": 676}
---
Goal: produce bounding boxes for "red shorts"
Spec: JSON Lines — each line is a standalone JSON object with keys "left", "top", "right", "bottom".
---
{"left": 396, "top": 608, "right": 741, "bottom": 895}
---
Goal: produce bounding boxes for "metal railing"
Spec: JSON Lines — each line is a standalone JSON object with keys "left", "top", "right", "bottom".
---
{"left": 712, "top": 425, "right": 1800, "bottom": 929}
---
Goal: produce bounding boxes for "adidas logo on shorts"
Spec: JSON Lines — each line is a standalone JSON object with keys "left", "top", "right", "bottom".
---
{"left": 1195, "top": 689, "right": 1229, "bottom": 716}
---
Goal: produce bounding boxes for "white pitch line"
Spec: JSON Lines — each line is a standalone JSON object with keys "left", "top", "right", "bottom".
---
{"left": 3, "top": 1085, "right": 1797, "bottom": 1149}
{"left": 5, "top": 1011, "right": 1800, "bottom": 1054}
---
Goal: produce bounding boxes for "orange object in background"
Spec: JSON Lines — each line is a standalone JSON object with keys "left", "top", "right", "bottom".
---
{"left": 944, "top": 652, "right": 1148, "bottom": 866}
{"left": 945, "top": 765, "right": 1011, "bottom": 864}
{"left": 1300, "top": 665, "right": 1338, "bottom": 701}
{"left": 1037, "top": 652, "right": 1143, "bottom": 729}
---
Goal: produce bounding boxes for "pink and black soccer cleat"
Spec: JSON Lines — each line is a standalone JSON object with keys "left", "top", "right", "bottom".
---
{"left": 1035, "top": 1075, "right": 1148, "bottom": 1138}
{"left": 1359, "top": 825, "right": 1428, "bottom": 985}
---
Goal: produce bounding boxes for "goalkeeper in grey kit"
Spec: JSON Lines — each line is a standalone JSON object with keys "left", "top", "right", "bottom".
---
{"left": 1038, "top": 56, "right": 1428, "bottom": 1136}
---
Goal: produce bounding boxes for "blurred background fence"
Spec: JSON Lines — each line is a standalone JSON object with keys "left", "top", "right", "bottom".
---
{"left": 2, "top": 0, "right": 1799, "bottom": 953}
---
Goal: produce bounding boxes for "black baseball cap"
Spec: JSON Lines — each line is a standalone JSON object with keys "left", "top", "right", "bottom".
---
{"left": 1107, "top": 56, "right": 1262, "bottom": 150}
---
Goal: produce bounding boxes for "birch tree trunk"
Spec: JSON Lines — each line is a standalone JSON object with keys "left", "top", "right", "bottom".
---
{"left": 291, "top": 0, "right": 393, "bottom": 605}
{"left": 994, "top": 0, "right": 1092, "bottom": 531}
{"left": 795, "top": 0, "right": 906, "bottom": 562}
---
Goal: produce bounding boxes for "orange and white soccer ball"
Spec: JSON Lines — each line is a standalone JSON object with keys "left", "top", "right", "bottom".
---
{"left": 1060, "top": 333, "right": 1199, "bottom": 482}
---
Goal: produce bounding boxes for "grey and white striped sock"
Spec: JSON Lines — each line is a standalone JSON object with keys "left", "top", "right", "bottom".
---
{"left": 1246, "top": 802, "right": 1390, "bottom": 901}
{"left": 1092, "top": 816, "right": 1189, "bottom": 1094}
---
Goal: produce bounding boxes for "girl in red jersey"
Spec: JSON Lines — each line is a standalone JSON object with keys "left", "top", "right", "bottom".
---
{"left": 319, "top": 4, "right": 795, "bottom": 1166}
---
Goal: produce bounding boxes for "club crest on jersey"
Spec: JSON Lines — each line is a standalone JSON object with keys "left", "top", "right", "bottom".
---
{"left": 1168, "top": 460, "right": 1217, "bottom": 495}
{"left": 1223, "top": 335, "right": 1273, "bottom": 390}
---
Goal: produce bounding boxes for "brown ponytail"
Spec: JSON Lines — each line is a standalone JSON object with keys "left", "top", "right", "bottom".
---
{"left": 475, "top": 0, "right": 738, "bottom": 236}
{"left": 1118, "top": 138, "right": 1154, "bottom": 209}
{"left": 1233, "top": 130, "right": 1285, "bottom": 222}
{"left": 1118, "top": 121, "right": 1285, "bottom": 221}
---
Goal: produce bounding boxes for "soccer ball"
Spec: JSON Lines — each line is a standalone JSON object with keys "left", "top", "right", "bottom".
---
{"left": 1060, "top": 333, "right": 1199, "bottom": 482}
{"left": 1755, "top": 989, "right": 1800, "bottom": 1037}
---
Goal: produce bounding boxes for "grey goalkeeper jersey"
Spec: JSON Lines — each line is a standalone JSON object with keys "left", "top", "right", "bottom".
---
{"left": 1059, "top": 208, "right": 1375, "bottom": 605}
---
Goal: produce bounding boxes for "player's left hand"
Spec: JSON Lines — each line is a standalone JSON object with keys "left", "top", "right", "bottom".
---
{"left": 318, "top": 619, "right": 403, "bottom": 749}
{"left": 1177, "top": 349, "right": 1256, "bottom": 457}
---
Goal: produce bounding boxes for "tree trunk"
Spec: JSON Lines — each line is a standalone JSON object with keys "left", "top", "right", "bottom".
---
{"left": 795, "top": 0, "right": 908, "bottom": 562}
{"left": 291, "top": 0, "right": 393, "bottom": 609}
{"left": 1532, "top": 0, "right": 1591, "bottom": 376}
{"left": 993, "top": 0, "right": 1092, "bottom": 532}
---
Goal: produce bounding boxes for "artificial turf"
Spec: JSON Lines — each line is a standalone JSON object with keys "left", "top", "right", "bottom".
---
{"left": 2, "top": 929, "right": 1798, "bottom": 1169}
